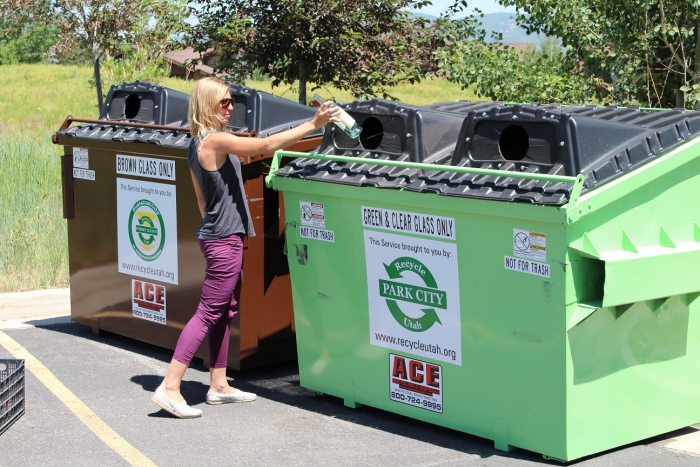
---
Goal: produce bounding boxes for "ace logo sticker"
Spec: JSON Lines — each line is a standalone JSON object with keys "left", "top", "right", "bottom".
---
{"left": 131, "top": 280, "right": 166, "bottom": 325}
{"left": 389, "top": 354, "right": 443, "bottom": 413}
{"left": 365, "top": 230, "right": 462, "bottom": 365}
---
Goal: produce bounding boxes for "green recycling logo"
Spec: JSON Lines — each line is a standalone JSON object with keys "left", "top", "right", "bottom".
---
{"left": 380, "top": 257, "right": 446, "bottom": 332}
{"left": 128, "top": 199, "right": 165, "bottom": 262}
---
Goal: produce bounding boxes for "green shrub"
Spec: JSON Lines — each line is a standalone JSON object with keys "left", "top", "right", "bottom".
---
{"left": 0, "top": 23, "right": 59, "bottom": 65}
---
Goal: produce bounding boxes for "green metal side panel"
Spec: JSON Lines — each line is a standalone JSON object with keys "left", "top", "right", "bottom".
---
{"left": 562, "top": 138, "right": 700, "bottom": 459}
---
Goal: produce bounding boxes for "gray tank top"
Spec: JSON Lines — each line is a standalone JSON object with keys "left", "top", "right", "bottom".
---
{"left": 188, "top": 136, "right": 256, "bottom": 239}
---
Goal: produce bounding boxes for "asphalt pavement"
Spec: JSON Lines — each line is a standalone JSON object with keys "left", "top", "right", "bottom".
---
{"left": 0, "top": 289, "right": 699, "bottom": 467}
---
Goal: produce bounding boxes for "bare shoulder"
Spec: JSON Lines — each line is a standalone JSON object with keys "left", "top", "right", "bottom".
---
{"left": 198, "top": 132, "right": 234, "bottom": 170}
{"left": 206, "top": 132, "right": 242, "bottom": 151}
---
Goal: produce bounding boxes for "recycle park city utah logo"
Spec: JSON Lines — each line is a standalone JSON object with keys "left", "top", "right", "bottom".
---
{"left": 128, "top": 199, "right": 165, "bottom": 262}
{"left": 380, "top": 256, "right": 447, "bottom": 332}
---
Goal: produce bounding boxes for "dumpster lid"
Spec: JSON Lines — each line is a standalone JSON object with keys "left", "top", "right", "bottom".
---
{"left": 276, "top": 102, "right": 700, "bottom": 205}
{"left": 99, "top": 80, "right": 189, "bottom": 127}
{"left": 276, "top": 98, "right": 469, "bottom": 189}
{"left": 56, "top": 81, "right": 324, "bottom": 152}
{"left": 221, "top": 83, "right": 325, "bottom": 138}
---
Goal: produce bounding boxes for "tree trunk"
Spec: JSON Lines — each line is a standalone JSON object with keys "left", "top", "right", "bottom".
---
{"left": 93, "top": 42, "right": 104, "bottom": 114}
{"left": 676, "top": 71, "right": 685, "bottom": 109}
{"left": 298, "top": 59, "right": 308, "bottom": 105}
{"left": 676, "top": 89, "right": 685, "bottom": 109}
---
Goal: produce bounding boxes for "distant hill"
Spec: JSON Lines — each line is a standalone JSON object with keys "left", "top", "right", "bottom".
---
{"left": 409, "top": 11, "right": 538, "bottom": 47}
{"left": 479, "top": 12, "right": 534, "bottom": 44}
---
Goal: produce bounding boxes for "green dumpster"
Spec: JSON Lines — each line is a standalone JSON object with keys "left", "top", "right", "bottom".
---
{"left": 265, "top": 100, "right": 700, "bottom": 462}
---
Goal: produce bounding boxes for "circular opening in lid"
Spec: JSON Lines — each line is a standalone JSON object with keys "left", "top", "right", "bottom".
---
{"left": 359, "top": 117, "right": 383, "bottom": 150}
{"left": 499, "top": 124, "right": 529, "bottom": 161}
{"left": 124, "top": 93, "right": 141, "bottom": 119}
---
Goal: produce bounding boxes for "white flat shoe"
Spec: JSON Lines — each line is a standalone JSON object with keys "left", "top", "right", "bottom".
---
{"left": 151, "top": 388, "right": 202, "bottom": 419}
{"left": 206, "top": 388, "right": 257, "bottom": 405}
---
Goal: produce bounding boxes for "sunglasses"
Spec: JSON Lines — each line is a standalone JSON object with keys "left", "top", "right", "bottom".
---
{"left": 219, "top": 97, "right": 234, "bottom": 108}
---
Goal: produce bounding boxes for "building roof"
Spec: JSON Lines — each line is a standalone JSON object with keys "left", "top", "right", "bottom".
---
{"left": 164, "top": 47, "right": 227, "bottom": 78}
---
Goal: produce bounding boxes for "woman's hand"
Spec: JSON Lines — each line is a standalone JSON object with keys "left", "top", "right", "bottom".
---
{"left": 310, "top": 101, "right": 340, "bottom": 130}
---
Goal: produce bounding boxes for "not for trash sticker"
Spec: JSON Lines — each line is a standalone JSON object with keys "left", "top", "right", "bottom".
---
{"left": 504, "top": 256, "right": 550, "bottom": 278}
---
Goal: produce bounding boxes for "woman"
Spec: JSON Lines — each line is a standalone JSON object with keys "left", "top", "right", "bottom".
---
{"left": 151, "top": 77, "right": 338, "bottom": 418}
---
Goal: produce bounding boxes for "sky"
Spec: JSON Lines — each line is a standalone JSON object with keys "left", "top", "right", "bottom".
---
{"left": 409, "top": 0, "right": 515, "bottom": 16}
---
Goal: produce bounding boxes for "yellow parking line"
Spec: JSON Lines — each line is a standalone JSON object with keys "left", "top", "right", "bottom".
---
{"left": 0, "top": 331, "right": 157, "bottom": 467}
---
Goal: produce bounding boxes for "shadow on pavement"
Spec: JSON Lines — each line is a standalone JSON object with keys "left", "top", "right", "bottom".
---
{"left": 29, "top": 320, "right": 676, "bottom": 465}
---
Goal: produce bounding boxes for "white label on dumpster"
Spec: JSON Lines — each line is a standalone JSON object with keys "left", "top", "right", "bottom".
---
{"left": 299, "top": 226, "right": 335, "bottom": 242}
{"left": 390, "top": 354, "right": 443, "bottom": 414}
{"left": 117, "top": 178, "right": 178, "bottom": 284}
{"left": 116, "top": 154, "right": 176, "bottom": 181}
{"left": 72, "top": 147, "right": 89, "bottom": 168}
{"left": 300, "top": 201, "right": 325, "bottom": 228}
{"left": 365, "top": 230, "right": 461, "bottom": 365}
{"left": 361, "top": 206, "right": 456, "bottom": 240}
{"left": 504, "top": 256, "right": 550, "bottom": 278}
{"left": 513, "top": 229, "right": 546, "bottom": 261}
{"left": 73, "top": 168, "right": 95, "bottom": 181}
{"left": 131, "top": 279, "right": 166, "bottom": 325}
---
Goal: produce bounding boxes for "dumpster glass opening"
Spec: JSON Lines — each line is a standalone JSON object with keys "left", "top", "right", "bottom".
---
{"left": 229, "top": 96, "right": 248, "bottom": 130}
{"left": 499, "top": 125, "right": 529, "bottom": 161}
{"left": 360, "top": 117, "right": 383, "bottom": 150}
{"left": 124, "top": 93, "right": 141, "bottom": 119}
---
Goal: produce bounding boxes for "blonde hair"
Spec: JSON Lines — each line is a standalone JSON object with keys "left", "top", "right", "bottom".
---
{"left": 188, "top": 77, "right": 230, "bottom": 139}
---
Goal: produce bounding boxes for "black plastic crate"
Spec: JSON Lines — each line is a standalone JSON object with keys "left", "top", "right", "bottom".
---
{"left": 0, "top": 359, "right": 25, "bottom": 436}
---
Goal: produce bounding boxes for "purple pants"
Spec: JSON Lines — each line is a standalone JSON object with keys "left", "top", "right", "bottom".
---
{"left": 173, "top": 233, "right": 244, "bottom": 368}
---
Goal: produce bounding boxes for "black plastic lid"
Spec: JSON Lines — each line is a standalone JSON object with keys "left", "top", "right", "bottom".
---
{"left": 58, "top": 123, "right": 193, "bottom": 148}
{"left": 99, "top": 80, "right": 189, "bottom": 126}
{"left": 218, "top": 83, "right": 324, "bottom": 138}
{"left": 59, "top": 81, "right": 323, "bottom": 147}
{"left": 277, "top": 101, "right": 700, "bottom": 205}
{"left": 277, "top": 98, "right": 467, "bottom": 189}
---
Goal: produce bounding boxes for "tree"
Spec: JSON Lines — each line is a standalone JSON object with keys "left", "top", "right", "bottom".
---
{"left": 100, "top": 0, "right": 189, "bottom": 86}
{"left": 436, "top": 41, "right": 596, "bottom": 104}
{"left": 434, "top": 3, "right": 596, "bottom": 104}
{"left": 0, "top": 23, "right": 58, "bottom": 65}
{"left": 536, "top": 35, "right": 563, "bottom": 68}
{"left": 0, "top": 0, "right": 188, "bottom": 111}
{"left": 189, "top": 0, "right": 434, "bottom": 104}
{"left": 500, "top": 0, "right": 700, "bottom": 108}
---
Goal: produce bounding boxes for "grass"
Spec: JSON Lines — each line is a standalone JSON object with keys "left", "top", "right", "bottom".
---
{"left": 0, "top": 129, "right": 68, "bottom": 291}
{"left": 0, "top": 63, "right": 481, "bottom": 292}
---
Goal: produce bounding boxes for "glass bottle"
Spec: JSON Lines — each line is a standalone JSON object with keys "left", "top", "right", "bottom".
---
{"left": 313, "top": 93, "right": 362, "bottom": 139}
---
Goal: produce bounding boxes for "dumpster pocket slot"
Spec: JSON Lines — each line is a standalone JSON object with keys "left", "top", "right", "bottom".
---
{"left": 571, "top": 242, "right": 700, "bottom": 308}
